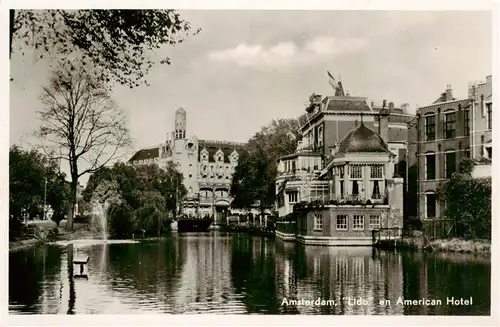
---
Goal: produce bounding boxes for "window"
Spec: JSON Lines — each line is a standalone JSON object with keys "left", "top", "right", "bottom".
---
{"left": 464, "top": 110, "right": 470, "bottom": 136}
{"left": 487, "top": 103, "right": 492, "bottom": 130}
{"left": 317, "top": 125, "right": 324, "bottom": 148}
{"left": 288, "top": 192, "right": 298, "bottom": 203}
{"left": 351, "top": 165, "right": 363, "bottom": 179}
{"left": 486, "top": 146, "right": 492, "bottom": 159}
{"left": 481, "top": 94, "right": 485, "bottom": 116}
{"left": 371, "top": 165, "right": 383, "bottom": 179}
{"left": 353, "top": 215, "right": 364, "bottom": 230}
{"left": 336, "top": 214, "right": 347, "bottom": 230}
{"left": 465, "top": 150, "right": 471, "bottom": 158}
{"left": 339, "top": 181, "right": 344, "bottom": 199}
{"left": 188, "top": 174, "right": 192, "bottom": 178}
{"left": 372, "top": 181, "right": 381, "bottom": 199}
{"left": 445, "top": 152, "right": 456, "bottom": 178}
{"left": 352, "top": 181, "right": 359, "bottom": 195}
{"left": 425, "top": 115, "right": 436, "bottom": 141}
{"left": 369, "top": 215, "right": 381, "bottom": 230}
{"left": 426, "top": 193, "right": 437, "bottom": 218}
{"left": 425, "top": 154, "right": 436, "bottom": 180}
{"left": 444, "top": 112, "right": 456, "bottom": 139}
{"left": 313, "top": 213, "right": 323, "bottom": 230}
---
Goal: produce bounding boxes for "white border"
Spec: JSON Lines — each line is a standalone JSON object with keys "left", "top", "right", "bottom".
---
{"left": 2, "top": 1, "right": 499, "bottom": 327}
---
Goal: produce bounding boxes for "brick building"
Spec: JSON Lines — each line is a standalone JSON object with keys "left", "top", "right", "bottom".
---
{"left": 409, "top": 75, "right": 492, "bottom": 220}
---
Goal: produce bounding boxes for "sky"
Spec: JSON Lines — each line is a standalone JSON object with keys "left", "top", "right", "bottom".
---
{"left": 9, "top": 10, "right": 493, "bottom": 183}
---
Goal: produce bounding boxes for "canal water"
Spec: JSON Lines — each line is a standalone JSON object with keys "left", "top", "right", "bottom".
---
{"left": 9, "top": 232, "right": 490, "bottom": 315}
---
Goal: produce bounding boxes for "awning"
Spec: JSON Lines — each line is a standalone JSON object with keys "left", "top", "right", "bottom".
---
{"left": 319, "top": 157, "right": 335, "bottom": 178}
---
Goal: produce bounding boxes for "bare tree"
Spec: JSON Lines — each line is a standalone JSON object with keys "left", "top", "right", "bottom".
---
{"left": 37, "top": 62, "right": 132, "bottom": 230}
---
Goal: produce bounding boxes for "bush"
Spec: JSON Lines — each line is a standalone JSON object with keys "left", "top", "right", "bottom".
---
{"left": 437, "top": 159, "right": 491, "bottom": 240}
{"left": 108, "top": 203, "right": 137, "bottom": 238}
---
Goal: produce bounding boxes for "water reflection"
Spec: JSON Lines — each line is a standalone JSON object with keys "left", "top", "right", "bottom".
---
{"left": 9, "top": 233, "right": 490, "bottom": 315}
{"left": 274, "top": 243, "right": 405, "bottom": 314}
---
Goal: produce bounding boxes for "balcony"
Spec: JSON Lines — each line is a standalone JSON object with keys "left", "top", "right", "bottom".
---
{"left": 328, "top": 194, "right": 388, "bottom": 205}
{"left": 199, "top": 195, "right": 232, "bottom": 204}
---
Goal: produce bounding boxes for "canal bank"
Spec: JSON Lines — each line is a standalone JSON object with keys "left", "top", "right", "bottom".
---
{"left": 9, "top": 221, "right": 92, "bottom": 252}
{"left": 375, "top": 231, "right": 491, "bottom": 254}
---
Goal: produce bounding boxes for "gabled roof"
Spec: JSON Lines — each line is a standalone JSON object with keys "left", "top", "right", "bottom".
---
{"left": 129, "top": 147, "right": 159, "bottom": 162}
{"left": 336, "top": 122, "right": 391, "bottom": 155}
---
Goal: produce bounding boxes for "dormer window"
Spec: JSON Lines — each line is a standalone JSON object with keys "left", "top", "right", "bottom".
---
{"left": 201, "top": 148, "right": 209, "bottom": 162}
{"left": 215, "top": 149, "right": 224, "bottom": 163}
{"left": 230, "top": 150, "right": 239, "bottom": 163}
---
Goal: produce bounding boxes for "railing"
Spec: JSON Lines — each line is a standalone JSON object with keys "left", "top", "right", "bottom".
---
{"left": 372, "top": 227, "right": 402, "bottom": 244}
{"left": 328, "top": 195, "right": 387, "bottom": 204}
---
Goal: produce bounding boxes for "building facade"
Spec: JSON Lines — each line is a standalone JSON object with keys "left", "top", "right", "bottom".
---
{"left": 276, "top": 84, "right": 414, "bottom": 218}
{"left": 276, "top": 121, "right": 404, "bottom": 246}
{"left": 129, "top": 108, "right": 249, "bottom": 223}
{"left": 410, "top": 75, "right": 492, "bottom": 220}
{"left": 469, "top": 75, "right": 493, "bottom": 161}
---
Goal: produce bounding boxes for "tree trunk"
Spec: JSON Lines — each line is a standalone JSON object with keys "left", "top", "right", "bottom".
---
{"left": 66, "top": 178, "right": 78, "bottom": 231}
{"left": 9, "top": 10, "right": 15, "bottom": 58}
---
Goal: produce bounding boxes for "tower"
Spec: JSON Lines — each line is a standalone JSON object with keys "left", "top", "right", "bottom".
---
{"left": 174, "top": 107, "right": 187, "bottom": 140}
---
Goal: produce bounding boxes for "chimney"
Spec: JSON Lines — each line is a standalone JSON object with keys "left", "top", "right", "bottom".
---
{"left": 382, "top": 99, "right": 387, "bottom": 108}
{"left": 378, "top": 104, "right": 390, "bottom": 145}
{"left": 371, "top": 101, "right": 374, "bottom": 107}
{"left": 445, "top": 84, "right": 453, "bottom": 101}
{"left": 389, "top": 102, "right": 394, "bottom": 111}
{"left": 401, "top": 103, "right": 410, "bottom": 113}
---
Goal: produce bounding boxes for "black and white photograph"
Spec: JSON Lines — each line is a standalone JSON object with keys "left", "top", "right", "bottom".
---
{"left": 4, "top": 2, "right": 498, "bottom": 325}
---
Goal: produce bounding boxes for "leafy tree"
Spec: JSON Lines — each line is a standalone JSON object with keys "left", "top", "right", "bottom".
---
{"left": 36, "top": 63, "right": 132, "bottom": 231}
{"left": 84, "top": 162, "right": 186, "bottom": 238}
{"left": 10, "top": 9, "right": 200, "bottom": 88}
{"left": 437, "top": 158, "right": 491, "bottom": 239}
{"left": 9, "top": 145, "right": 69, "bottom": 227}
{"left": 231, "top": 119, "right": 300, "bottom": 215}
{"left": 230, "top": 150, "right": 254, "bottom": 210}
{"left": 247, "top": 118, "right": 301, "bottom": 157}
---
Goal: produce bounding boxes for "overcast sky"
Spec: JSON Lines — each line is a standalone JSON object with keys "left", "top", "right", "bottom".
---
{"left": 9, "top": 10, "right": 492, "bottom": 182}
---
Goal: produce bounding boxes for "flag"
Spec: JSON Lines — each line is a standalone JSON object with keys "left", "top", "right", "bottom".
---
{"left": 327, "top": 70, "right": 339, "bottom": 91}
